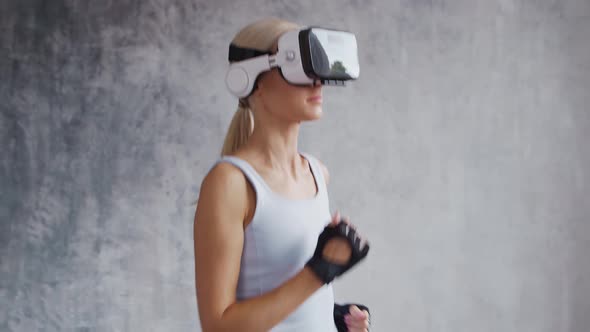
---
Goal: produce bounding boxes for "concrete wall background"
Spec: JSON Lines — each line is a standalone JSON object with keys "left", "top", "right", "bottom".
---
{"left": 1, "top": 0, "right": 589, "bottom": 331}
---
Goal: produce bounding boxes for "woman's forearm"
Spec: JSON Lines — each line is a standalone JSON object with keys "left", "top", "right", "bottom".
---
{"left": 206, "top": 267, "right": 323, "bottom": 332}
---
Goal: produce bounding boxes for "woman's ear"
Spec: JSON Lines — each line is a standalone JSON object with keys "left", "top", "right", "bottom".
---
{"left": 254, "top": 71, "right": 268, "bottom": 91}
{"left": 252, "top": 76, "right": 268, "bottom": 103}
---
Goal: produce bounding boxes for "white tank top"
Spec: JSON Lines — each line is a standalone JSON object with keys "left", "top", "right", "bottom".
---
{"left": 213, "top": 153, "right": 338, "bottom": 332}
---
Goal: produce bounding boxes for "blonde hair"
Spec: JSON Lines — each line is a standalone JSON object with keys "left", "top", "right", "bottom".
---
{"left": 220, "top": 18, "right": 300, "bottom": 156}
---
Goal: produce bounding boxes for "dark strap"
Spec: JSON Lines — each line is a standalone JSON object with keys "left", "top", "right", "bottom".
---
{"left": 228, "top": 43, "right": 271, "bottom": 62}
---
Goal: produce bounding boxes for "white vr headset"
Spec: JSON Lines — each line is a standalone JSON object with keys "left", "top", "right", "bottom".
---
{"left": 225, "top": 26, "right": 360, "bottom": 98}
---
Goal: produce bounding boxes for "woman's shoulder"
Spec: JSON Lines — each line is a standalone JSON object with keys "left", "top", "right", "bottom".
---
{"left": 200, "top": 158, "right": 250, "bottom": 199}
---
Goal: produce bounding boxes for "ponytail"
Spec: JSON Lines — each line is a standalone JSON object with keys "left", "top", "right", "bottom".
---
{"left": 220, "top": 18, "right": 299, "bottom": 156}
{"left": 221, "top": 99, "right": 254, "bottom": 156}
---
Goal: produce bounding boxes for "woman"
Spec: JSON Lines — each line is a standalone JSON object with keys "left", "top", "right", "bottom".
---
{"left": 193, "top": 18, "right": 371, "bottom": 332}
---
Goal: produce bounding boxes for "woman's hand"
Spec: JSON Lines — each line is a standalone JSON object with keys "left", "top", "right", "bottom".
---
{"left": 343, "top": 305, "right": 370, "bottom": 332}
{"left": 306, "top": 211, "right": 370, "bottom": 284}
{"left": 322, "top": 211, "right": 352, "bottom": 264}
{"left": 323, "top": 211, "right": 368, "bottom": 264}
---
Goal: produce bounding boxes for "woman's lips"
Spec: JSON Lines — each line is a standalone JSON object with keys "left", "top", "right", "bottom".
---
{"left": 307, "top": 95, "right": 323, "bottom": 103}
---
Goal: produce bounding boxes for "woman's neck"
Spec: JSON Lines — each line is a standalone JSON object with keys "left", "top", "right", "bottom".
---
{"left": 246, "top": 121, "right": 302, "bottom": 172}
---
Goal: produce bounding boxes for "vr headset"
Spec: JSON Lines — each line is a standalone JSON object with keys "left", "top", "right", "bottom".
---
{"left": 225, "top": 27, "right": 360, "bottom": 98}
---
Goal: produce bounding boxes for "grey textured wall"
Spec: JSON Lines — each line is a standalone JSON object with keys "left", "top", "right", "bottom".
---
{"left": 1, "top": 0, "right": 589, "bottom": 331}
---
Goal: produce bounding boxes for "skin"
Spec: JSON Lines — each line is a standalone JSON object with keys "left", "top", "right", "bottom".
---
{"left": 194, "top": 67, "right": 369, "bottom": 332}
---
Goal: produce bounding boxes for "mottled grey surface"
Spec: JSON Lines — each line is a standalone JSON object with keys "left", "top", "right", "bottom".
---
{"left": 1, "top": 0, "right": 589, "bottom": 331}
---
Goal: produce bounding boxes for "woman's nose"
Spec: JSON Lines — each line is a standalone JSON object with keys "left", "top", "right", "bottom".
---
{"left": 312, "top": 79, "right": 321, "bottom": 87}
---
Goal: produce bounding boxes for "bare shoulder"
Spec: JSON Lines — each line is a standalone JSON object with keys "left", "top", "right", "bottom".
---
{"left": 202, "top": 162, "right": 247, "bottom": 192}
{"left": 196, "top": 161, "right": 250, "bottom": 223}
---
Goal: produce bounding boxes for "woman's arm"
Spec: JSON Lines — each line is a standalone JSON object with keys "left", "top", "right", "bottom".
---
{"left": 318, "top": 159, "right": 372, "bottom": 331}
{"left": 193, "top": 163, "right": 324, "bottom": 332}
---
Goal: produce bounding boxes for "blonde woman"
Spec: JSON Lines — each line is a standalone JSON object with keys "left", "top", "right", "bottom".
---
{"left": 194, "top": 18, "right": 372, "bottom": 332}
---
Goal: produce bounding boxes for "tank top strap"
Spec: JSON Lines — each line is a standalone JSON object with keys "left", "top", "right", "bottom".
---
{"left": 214, "top": 155, "right": 269, "bottom": 198}
{"left": 300, "top": 152, "right": 328, "bottom": 196}
{"left": 215, "top": 153, "right": 327, "bottom": 199}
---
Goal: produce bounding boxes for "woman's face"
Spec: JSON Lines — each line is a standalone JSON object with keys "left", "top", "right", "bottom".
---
{"left": 250, "top": 68, "right": 323, "bottom": 123}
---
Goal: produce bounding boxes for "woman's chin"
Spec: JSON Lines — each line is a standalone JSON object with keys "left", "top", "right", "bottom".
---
{"left": 304, "top": 108, "right": 323, "bottom": 121}
{"left": 309, "top": 104, "right": 324, "bottom": 117}
{"left": 292, "top": 104, "right": 323, "bottom": 122}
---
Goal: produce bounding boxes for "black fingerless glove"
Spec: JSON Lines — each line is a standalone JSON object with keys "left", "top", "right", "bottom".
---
{"left": 305, "top": 221, "right": 370, "bottom": 284}
{"left": 334, "top": 303, "right": 371, "bottom": 332}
